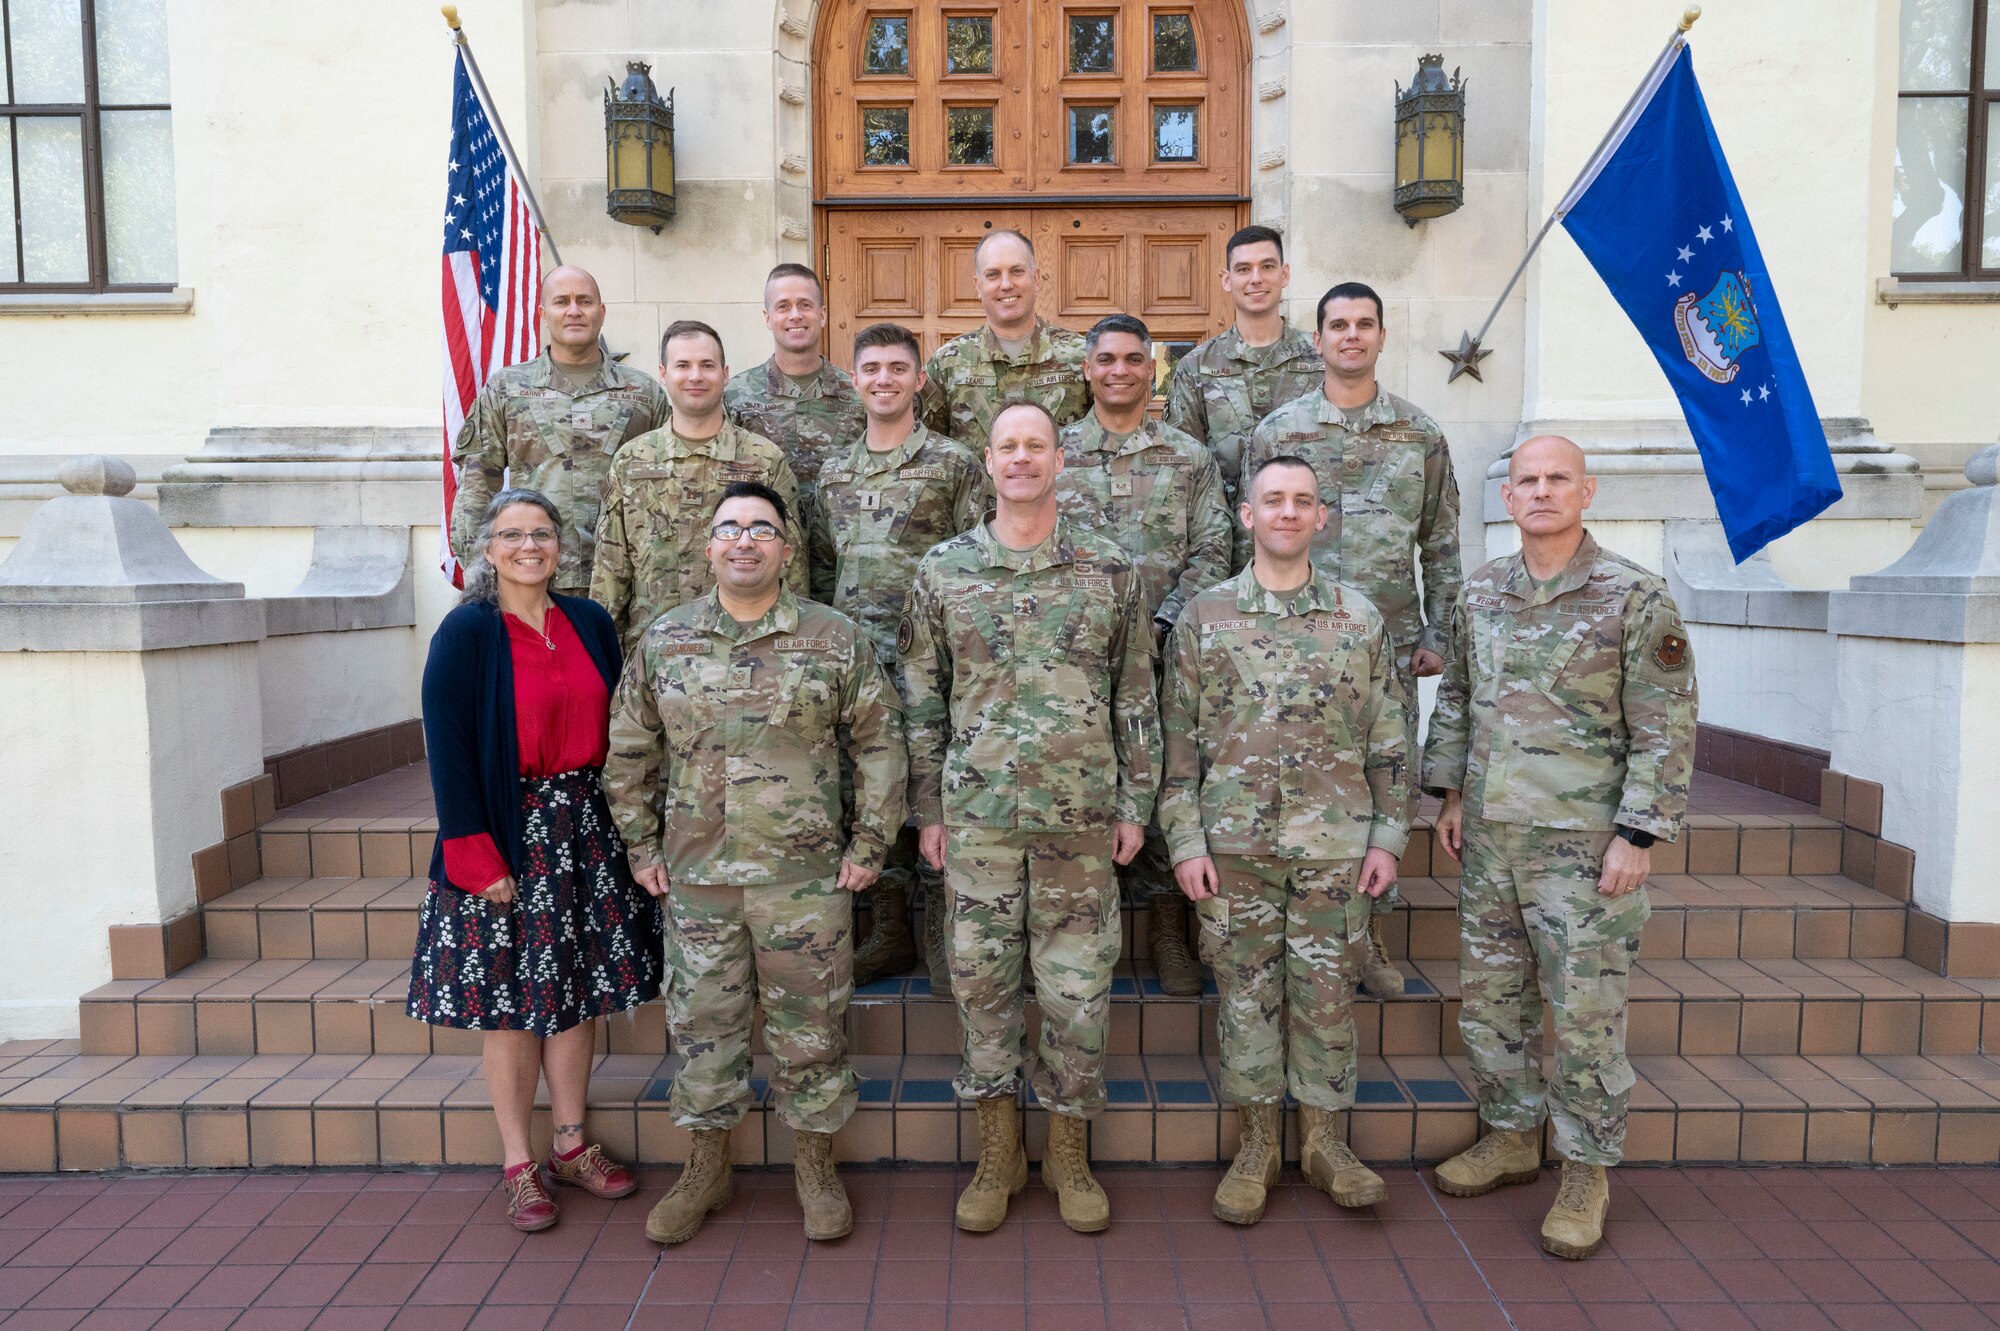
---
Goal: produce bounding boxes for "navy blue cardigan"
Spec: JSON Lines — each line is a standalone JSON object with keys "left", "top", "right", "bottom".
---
{"left": 421, "top": 594, "right": 623, "bottom": 891}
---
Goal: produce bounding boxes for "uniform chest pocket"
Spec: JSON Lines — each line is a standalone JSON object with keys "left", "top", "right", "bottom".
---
{"left": 1364, "top": 441, "right": 1423, "bottom": 506}
{"left": 658, "top": 653, "right": 728, "bottom": 747}
{"left": 768, "top": 658, "right": 842, "bottom": 743}
{"left": 1470, "top": 610, "right": 1508, "bottom": 679}
{"left": 946, "top": 588, "right": 1012, "bottom": 665}
{"left": 1046, "top": 582, "right": 1118, "bottom": 675}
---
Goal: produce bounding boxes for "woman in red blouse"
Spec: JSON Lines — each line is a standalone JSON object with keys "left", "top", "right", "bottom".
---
{"left": 409, "top": 489, "right": 663, "bottom": 1231}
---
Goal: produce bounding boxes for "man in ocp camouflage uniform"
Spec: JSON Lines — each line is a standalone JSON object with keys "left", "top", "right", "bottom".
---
{"left": 592, "top": 320, "right": 805, "bottom": 653}
{"left": 722, "top": 263, "right": 868, "bottom": 509}
{"left": 605, "top": 482, "right": 907, "bottom": 1249}
{"left": 1055, "top": 313, "right": 1230, "bottom": 997}
{"left": 808, "top": 321, "right": 990, "bottom": 988}
{"left": 1162, "top": 225, "right": 1323, "bottom": 511}
{"left": 1238, "top": 280, "right": 1465, "bottom": 999}
{"left": 918, "top": 229, "right": 1090, "bottom": 442}
{"left": 1424, "top": 435, "right": 1696, "bottom": 1262}
{"left": 449, "top": 265, "right": 669, "bottom": 591}
{"left": 902, "top": 401, "right": 1158, "bottom": 1236}
{"left": 1161, "top": 455, "right": 1410, "bottom": 1226}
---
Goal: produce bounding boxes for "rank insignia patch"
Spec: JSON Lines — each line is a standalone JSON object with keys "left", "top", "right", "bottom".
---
{"left": 1654, "top": 633, "right": 1688, "bottom": 671}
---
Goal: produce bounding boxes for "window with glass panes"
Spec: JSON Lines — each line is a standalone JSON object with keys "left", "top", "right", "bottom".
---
{"left": 1894, "top": 0, "right": 1998, "bottom": 278}
{"left": 2, "top": 0, "right": 175, "bottom": 290}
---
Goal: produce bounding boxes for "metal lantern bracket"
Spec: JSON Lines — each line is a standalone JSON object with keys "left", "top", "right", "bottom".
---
{"left": 605, "top": 61, "right": 678, "bottom": 233}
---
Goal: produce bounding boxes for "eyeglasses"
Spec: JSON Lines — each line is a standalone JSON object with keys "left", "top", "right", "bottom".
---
{"left": 493, "top": 528, "right": 559, "bottom": 548}
{"left": 711, "top": 521, "right": 784, "bottom": 542}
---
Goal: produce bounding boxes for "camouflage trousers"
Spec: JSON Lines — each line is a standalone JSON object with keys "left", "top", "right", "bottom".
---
{"left": 1197, "top": 856, "right": 1370, "bottom": 1109}
{"left": 1118, "top": 824, "right": 1178, "bottom": 903}
{"left": 1457, "top": 819, "right": 1649, "bottom": 1165}
{"left": 945, "top": 827, "right": 1120, "bottom": 1117}
{"left": 664, "top": 876, "right": 858, "bottom": 1134}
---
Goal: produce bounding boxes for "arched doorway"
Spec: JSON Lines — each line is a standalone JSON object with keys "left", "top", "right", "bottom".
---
{"left": 812, "top": 1, "right": 1250, "bottom": 379}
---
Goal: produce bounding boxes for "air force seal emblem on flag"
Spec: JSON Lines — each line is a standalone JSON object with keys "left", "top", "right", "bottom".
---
{"left": 1674, "top": 269, "right": 1761, "bottom": 384}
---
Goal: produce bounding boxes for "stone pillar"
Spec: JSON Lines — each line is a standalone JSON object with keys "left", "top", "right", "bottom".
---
{"left": 1828, "top": 444, "right": 2000, "bottom": 928}
{"left": 0, "top": 457, "right": 266, "bottom": 1039}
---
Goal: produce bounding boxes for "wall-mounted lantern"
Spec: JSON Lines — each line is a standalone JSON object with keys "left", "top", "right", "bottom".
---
{"left": 1393, "top": 54, "right": 1466, "bottom": 226}
{"left": 605, "top": 61, "right": 676, "bottom": 232}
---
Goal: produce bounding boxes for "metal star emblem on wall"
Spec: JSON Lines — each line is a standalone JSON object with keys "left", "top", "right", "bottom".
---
{"left": 1440, "top": 331, "right": 1491, "bottom": 383}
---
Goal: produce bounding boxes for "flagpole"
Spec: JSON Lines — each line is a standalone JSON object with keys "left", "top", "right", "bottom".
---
{"left": 1441, "top": 5, "right": 1701, "bottom": 382}
{"left": 440, "top": 4, "right": 562, "bottom": 263}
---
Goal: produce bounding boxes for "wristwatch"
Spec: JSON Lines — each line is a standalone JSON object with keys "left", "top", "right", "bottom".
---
{"left": 1614, "top": 826, "right": 1657, "bottom": 849}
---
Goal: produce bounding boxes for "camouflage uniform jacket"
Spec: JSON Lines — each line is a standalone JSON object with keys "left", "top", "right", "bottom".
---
{"left": 1238, "top": 385, "right": 1464, "bottom": 659}
{"left": 1055, "top": 413, "right": 1233, "bottom": 629}
{"left": 917, "top": 319, "right": 1091, "bottom": 444}
{"left": 722, "top": 357, "right": 868, "bottom": 502}
{"left": 1160, "top": 569, "right": 1410, "bottom": 865}
{"left": 603, "top": 588, "right": 908, "bottom": 886}
{"left": 807, "top": 424, "right": 991, "bottom": 666}
{"left": 900, "top": 517, "right": 1160, "bottom": 831}
{"left": 589, "top": 421, "right": 806, "bottom": 655}
{"left": 1421, "top": 531, "right": 1697, "bottom": 840}
{"left": 449, "top": 352, "right": 670, "bottom": 591}
{"left": 1162, "top": 322, "right": 1323, "bottom": 507}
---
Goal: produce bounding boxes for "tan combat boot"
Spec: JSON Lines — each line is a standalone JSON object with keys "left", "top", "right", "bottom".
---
{"left": 646, "top": 1127, "right": 732, "bottom": 1245}
{"left": 1433, "top": 1125, "right": 1542, "bottom": 1197}
{"left": 923, "top": 877, "right": 953, "bottom": 995}
{"left": 1299, "top": 1105, "right": 1386, "bottom": 1208}
{"left": 1360, "top": 912, "right": 1406, "bottom": 998}
{"left": 852, "top": 884, "right": 917, "bottom": 987}
{"left": 793, "top": 1129, "right": 853, "bottom": 1241}
{"left": 1213, "top": 1102, "right": 1284, "bottom": 1225}
{"left": 1540, "top": 1161, "right": 1611, "bottom": 1260}
{"left": 1042, "top": 1112, "right": 1111, "bottom": 1233}
{"left": 954, "top": 1095, "right": 1028, "bottom": 1232}
{"left": 1149, "top": 894, "right": 1202, "bottom": 997}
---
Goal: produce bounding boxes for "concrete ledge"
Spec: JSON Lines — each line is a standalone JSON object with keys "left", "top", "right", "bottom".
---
{"left": 1876, "top": 278, "right": 2000, "bottom": 307}
{"left": 0, "top": 288, "right": 194, "bottom": 317}
{"left": 1828, "top": 590, "right": 2000, "bottom": 644}
{"left": 159, "top": 427, "right": 443, "bottom": 528}
{"left": 1665, "top": 521, "right": 1829, "bottom": 631}
{"left": 264, "top": 528, "right": 415, "bottom": 637}
{"left": 1489, "top": 418, "right": 1923, "bottom": 523}
{"left": 0, "top": 598, "right": 266, "bottom": 652}
{"left": 1830, "top": 446, "right": 2000, "bottom": 644}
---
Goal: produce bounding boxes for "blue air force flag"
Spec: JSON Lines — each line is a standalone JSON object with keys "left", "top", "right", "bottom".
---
{"left": 1560, "top": 47, "right": 1840, "bottom": 563}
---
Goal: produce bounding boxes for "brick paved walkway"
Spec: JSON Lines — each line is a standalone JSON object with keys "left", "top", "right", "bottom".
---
{"left": 2, "top": 1164, "right": 1997, "bottom": 1330}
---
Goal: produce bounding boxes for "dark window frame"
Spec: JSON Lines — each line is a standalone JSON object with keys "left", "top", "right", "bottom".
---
{"left": 2, "top": 0, "right": 175, "bottom": 293}
{"left": 1894, "top": 0, "right": 1997, "bottom": 281}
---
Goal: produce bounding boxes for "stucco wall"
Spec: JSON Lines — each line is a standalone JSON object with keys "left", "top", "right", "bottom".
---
{"left": 0, "top": 644, "right": 263, "bottom": 1039}
{"left": 0, "top": 0, "right": 535, "bottom": 461}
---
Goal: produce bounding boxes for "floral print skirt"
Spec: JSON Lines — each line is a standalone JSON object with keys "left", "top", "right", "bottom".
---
{"left": 407, "top": 767, "right": 662, "bottom": 1036}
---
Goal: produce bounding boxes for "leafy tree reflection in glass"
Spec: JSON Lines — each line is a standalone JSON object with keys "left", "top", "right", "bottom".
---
{"left": 947, "top": 106, "right": 996, "bottom": 165}
{"left": 945, "top": 16, "right": 994, "bottom": 74}
{"left": 864, "top": 16, "right": 910, "bottom": 75}
{"left": 1153, "top": 13, "right": 1198, "bottom": 72}
{"left": 1069, "top": 14, "right": 1115, "bottom": 73}
{"left": 1154, "top": 105, "right": 1198, "bottom": 162}
{"left": 862, "top": 106, "right": 911, "bottom": 165}
{"left": 1070, "top": 105, "right": 1116, "bottom": 164}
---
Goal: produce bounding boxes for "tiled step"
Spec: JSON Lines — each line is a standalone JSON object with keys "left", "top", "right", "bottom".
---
{"left": 75, "top": 955, "right": 1999, "bottom": 1062}
{"left": 3, "top": 1041, "right": 1997, "bottom": 1172}
{"left": 199, "top": 873, "right": 1907, "bottom": 967}
{"left": 245, "top": 806, "right": 1851, "bottom": 895}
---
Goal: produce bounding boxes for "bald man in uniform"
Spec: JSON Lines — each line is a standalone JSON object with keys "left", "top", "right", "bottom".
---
{"left": 1424, "top": 436, "right": 1697, "bottom": 1261}
{"left": 449, "top": 265, "right": 670, "bottom": 592}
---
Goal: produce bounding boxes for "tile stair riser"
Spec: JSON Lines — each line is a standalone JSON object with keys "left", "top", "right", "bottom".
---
{"left": 74, "top": 984, "right": 1994, "bottom": 1060}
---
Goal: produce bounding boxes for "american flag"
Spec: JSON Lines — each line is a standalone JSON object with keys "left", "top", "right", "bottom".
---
{"left": 439, "top": 49, "right": 543, "bottom": 582}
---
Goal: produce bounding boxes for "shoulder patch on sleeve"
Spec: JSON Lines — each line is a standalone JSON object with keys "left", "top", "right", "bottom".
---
{"left": 1653, "top": 632, "right": 1689, "bottom": 672}
{"left": 897, "top": 614, "right": 915, "bottom": 657}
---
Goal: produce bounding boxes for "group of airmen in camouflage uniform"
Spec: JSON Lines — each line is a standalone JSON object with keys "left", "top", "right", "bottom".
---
{"left": 447, "top": 223, "right": 1696, "bottom": 1261}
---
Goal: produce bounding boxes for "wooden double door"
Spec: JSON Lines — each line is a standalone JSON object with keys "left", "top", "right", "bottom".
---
{"left": 822, "top": 204, "right": 1241, "bottom": 367}
{"left": 813, "top": 0, "right": 1250, "bottom": 373}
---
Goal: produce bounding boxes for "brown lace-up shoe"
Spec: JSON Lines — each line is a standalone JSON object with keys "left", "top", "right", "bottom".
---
{"left": 546, "top": 1142, "right": 639, "bottom": 1199}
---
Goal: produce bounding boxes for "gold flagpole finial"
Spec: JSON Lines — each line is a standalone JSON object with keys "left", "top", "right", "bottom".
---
{"left": 1679, "top": 5, "right": 1701, "bottom": 31}
{"left": 441, "top": 5, "right": 461, "bottom": 31}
